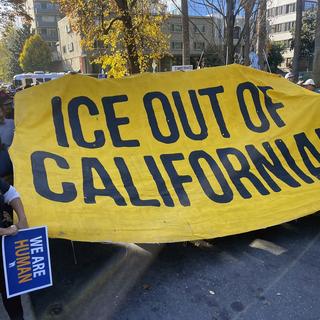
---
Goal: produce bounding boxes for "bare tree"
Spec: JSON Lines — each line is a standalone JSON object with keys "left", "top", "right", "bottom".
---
{"left": 190, "top": 0, "right": 259, "bottom": 64}
{"left": 257, "top": 0, "right": 267, "bottom": 70}
{"left": 313, "top": 2, "right": 320, "bottom": 85}
{"left": 225, "top": 0, "right": 235, "bottom": 63}
{"left": 243, "top": 0, "right": 255, "bottom": 65}
{"left": 292, "top": 0, "right": 303, "bottom": 80}
{"left": 0, "top": 0, "right": 30, "bottom": 31}
{"left": 181, "top": 0, "right": 191, "bottom": 65}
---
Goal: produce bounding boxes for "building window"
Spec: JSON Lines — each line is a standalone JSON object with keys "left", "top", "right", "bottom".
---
{"left": 62, "top": 45, "right": 66, "bottom": 54}
{"left": 304, "top": 1, "right": 317, "bottom": 11}
{"left": 171, "top": 41, "right": 182, "bottom": 50}
{"left": 273, "top": 21, "right": 295, "bottom": 33}
{"left": 286, "top": 57, "right": 292, "bottom": 68}
{"left": 40, "top": 28, "right": 47, "bottom": 36}
{"left": 41, "top": 16, "right": 55, "bottom": 23}
{"left": 47, "top": 3, "right": 56, "bottom": 9}
{"left": 194, "top": 25, "right": 205, "bottom": 33}
{"left": 40, "top": 3, "right": 47, "bottom": 9}
{"left": 66, "top": 24, "right": 71, "bottom": 33}
{"left": 233, "top": 26, "right": 241, "bottom": 39}
{"left": 286, "top": 3, "right": 296, "bottom": 13}
{"left": 47, "top": 28, "right": 58, "bottom": 38}
{"left": 170, "top": 24, "right": 182, "bottom": 32}
{"left": 193, "top": 42, "right": 205, "bottom": 50}
{"left": 68, "top": 42, "right": 74, "bottom": 52}
{"left": 269, "top": 3, "right": 297, "bottom": 17}
{"left": 275, "top": 6, "right": 284, "bottom": 15}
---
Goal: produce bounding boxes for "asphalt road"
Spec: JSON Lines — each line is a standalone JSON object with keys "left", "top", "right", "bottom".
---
{"left": 14, "top": 212, "right": 320, "bottom": 320}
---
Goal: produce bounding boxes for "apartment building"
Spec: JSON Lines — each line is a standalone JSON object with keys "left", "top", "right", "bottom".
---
{"left": 57, "top": 14, "right": 243, "bottom": 73}
{"left": 57, "top": 18, "right": 90, "bottom": 73}
{"left": 267, "top": 0, "right": 318, "bottom": 68}
{"left": 161, "top": 15, "right": 225, "bottom": 70}
{"left": 25, "top": 0, "right": 63, "bottom": 62}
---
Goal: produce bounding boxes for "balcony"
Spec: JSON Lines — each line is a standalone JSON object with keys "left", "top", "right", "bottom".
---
{"left": 36, "top": 20, "right": 58, "bottom": 28}
{"left": 35, "top": 8, "right": 60, "bottom": 14}
{"left": 41, "top": 35, "right": 59, "bottom": 42}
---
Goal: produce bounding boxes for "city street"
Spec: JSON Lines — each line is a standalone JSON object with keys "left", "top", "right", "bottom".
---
{"left": 19, "top": 212, "right": 320, "bottom": 320}
{"left": 1, "top": 0, "right": 320, "bottom": 319}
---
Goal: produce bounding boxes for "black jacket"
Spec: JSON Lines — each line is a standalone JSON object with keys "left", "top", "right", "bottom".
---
{"left": 0, "top": 178, "right": 11, "bottom": 228}
{"left": 0, "top": 148, "right": 13, "bottom": 178}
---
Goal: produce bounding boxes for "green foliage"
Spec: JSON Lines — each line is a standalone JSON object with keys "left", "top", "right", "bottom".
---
{"left": 0, "top": 24, "right": 30, "bottom": 81}
{"left": 291, "top": 11, "right": 316, "bottom": 57}
{"left": 19, "top": 34, "right": 51, "bottom": 72}
{"left": 203, "top": 45, "right": 225, "bottom": 67}
{"left": 0, "top": 0, "right": 30, "bottom": 32}
{"left": 0, "top": 42, "right": 10, "bottom": 81}
{"left": 58, "top": 0, "right": 170, "bottom": 77}
{"left": 268, "top": 42, "right": 285, "bottom": 73}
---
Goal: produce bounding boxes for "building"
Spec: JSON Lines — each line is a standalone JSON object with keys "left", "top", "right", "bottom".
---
{"left": 57, "top": 14, "right": 243, "bottom": 73}
{"left": 160, "top": 15, "right": 225, "bottom": 70}
{"left": 267, "top": 0, "right": 318, "bottom": 69}
{"left": 24, "top": 0, "right": 63, "bottom": 63}
{"left": 57, "top": 18, "right": 92, "bottom": 73}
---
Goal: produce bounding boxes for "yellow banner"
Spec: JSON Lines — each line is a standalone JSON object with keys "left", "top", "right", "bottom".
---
{"left": 11, "top": 65, "right": 320, "bottom": 243}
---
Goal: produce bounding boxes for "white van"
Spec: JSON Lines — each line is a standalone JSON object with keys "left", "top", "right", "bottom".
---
{"left": 13, "top": 72, "right": 65, "bottom": 88}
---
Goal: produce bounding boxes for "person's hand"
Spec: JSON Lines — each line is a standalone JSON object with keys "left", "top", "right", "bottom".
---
{"left": 0, "top": 225, "right": 18, "bottom": 236}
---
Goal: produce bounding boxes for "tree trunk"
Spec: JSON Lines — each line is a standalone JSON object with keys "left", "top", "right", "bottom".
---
{"left": 257, "top": 0, "right": 267, "bottom": 70}
{"left": 115, "top": 0, "right": 140, "bottom": 74}
{"left": 181, "top": 0, "right": 190, "bottom": 65}
{"left": 225, "top": 0, "right": 235, "bottom": 64}
{"left": 243, "top": 0, "right": 254, "bottom": 66}
{"left": 313, "top": 2, "right": 320, "bottom": 85}
{"left": 292, "top": 0, "right": 303, "bottom": 81}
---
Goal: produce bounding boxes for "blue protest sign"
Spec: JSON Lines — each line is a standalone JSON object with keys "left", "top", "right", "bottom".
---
{"left": 2, "top": 226, "right": 52, "bottom": 298}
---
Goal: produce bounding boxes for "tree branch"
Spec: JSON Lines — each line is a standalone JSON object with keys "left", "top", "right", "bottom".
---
{"left": 103, "top": 16, "right": 124, "bottom": 35}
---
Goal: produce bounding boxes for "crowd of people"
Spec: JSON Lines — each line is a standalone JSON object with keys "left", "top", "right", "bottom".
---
{"left": 284, "top": 72, "right": 319, "bottom": 92}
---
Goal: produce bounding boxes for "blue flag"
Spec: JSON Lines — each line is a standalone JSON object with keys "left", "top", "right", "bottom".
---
{"left": 2, "top": 226, "right": 52, "bottom": 298}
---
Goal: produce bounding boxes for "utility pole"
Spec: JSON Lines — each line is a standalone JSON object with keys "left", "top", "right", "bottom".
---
{"left": 181, "top": 0, "right": 190, "bottom": 65}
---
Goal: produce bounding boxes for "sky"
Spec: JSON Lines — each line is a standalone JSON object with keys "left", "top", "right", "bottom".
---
{"left": 164, "top": 0, "right": 209, "bottom": 16}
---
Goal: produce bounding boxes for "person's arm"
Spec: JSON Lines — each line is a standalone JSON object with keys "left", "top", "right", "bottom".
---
{"left": 1, "top": 179, "right": 29, "bottom": 230}
{"left": 9, "top": 198, "right": 28, "bottom": 229}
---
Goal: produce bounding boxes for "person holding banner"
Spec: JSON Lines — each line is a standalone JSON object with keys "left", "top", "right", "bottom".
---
{"left": 0, "top": 178, "right": 28, "bottom": 320}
